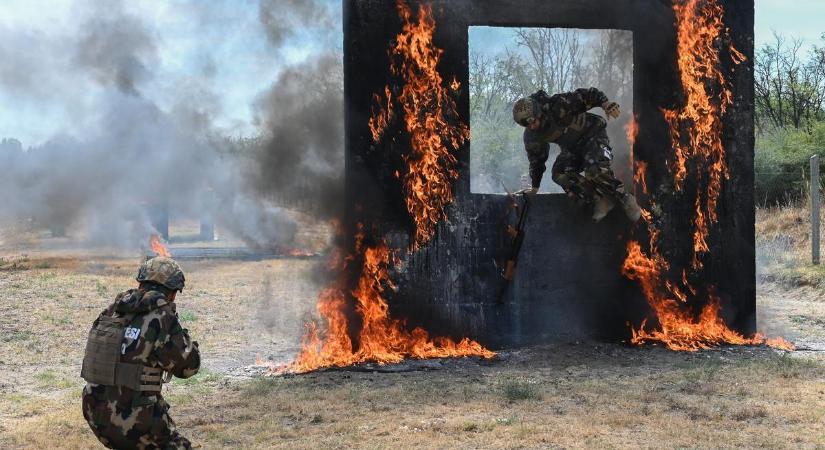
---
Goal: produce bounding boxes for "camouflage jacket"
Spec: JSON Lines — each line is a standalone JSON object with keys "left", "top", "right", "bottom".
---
{"left": 88, "top": 289, "right": 200, "bottom": 399}
{"left": 523, "top": 87, "right": 609, "bottom": 188}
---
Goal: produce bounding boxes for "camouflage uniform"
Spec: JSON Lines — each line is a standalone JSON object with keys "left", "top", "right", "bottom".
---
{"left": 82, "top": 288, "right": 200, "bottom": 449}
{"left": 522, "top": 88, "right": 625, "bottom": 202}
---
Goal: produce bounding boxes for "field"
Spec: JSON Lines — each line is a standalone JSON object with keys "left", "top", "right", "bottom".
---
{"left": 0, "top": 208, "right": 823, "bottom": 449}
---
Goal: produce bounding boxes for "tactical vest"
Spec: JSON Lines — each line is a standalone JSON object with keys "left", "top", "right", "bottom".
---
{"left": 80, "top": 313, "right": 164, "bottom": 392}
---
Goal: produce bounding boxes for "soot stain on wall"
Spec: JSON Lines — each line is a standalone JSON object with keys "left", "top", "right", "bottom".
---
{"left": 344, "top": 0, "right": 755, "bottom": 347}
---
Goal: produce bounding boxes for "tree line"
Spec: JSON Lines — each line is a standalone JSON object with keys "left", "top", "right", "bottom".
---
{"left": 755, "top": 33, "right": 825, "bottom": 204}
{"left": 756, "top": 33, "right": 825, "bottom": 131}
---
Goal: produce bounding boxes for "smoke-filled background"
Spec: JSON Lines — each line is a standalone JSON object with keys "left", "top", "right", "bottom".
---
{"left": 0, "top": 0, "right": 342, "bottom": 250}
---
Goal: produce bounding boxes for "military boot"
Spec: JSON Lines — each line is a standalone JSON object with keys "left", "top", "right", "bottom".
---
{"left": 592, "top": 195, "right": 615, "bottom": 222}
{"left": 621, "top": 194, "right": 642, "bottom": 222}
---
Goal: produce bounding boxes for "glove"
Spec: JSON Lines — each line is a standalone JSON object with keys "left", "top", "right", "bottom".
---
{"left": 602, "top": 101, "right": 620, "bottom": 120}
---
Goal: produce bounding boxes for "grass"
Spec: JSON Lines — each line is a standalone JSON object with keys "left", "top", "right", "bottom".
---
{"left": 33, "top": 370, "right": 77, "bottom": 390}
{"left": 764, "top": 264, "right": 825, "bottom": 287}
{"left": 500, "top": 379, "right": 541, "bottom": 403}
{"left": 0, "top": 256, "right": 30, "bottom": 271}
{"left": 731, "top": 405, "right": 769, "bottom": 422}
{"left": 760, "top": 353, "right": 822, "bottom": 379}
{"left": 41, "top": 314, "right": 71, "bottom": 326}
{"left": 242, "top": 377, "right": 281, "bottom": 398}
{"left": 756, "top": 201, "right": 825, "bottom": 286}
{"left": 94, "top": 280, "right": 107, "bottom": 296}
{"left": 789, "top": 314, "right": 825, "bottom": 327}
{"left": 171, "top": 368, "right": 223, "bottom": 386}
{"left": 0, "top": 252, "right": 823, "bottom": 449}
{"left": 178, "top": 310, "right": 197, "bottom": 322}
{"left": 3, "top": 345, "right": 824, "bottom": 450}
{"left": 0, "top": 330, "right": 34, "bottom": 343}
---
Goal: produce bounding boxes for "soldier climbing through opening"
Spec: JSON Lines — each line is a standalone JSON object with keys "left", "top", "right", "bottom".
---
{"left": 81, "top": 256, "right": 200, "bottom": 449}
{"left": 512, "top": 87, "right": 642, "bottom": 222}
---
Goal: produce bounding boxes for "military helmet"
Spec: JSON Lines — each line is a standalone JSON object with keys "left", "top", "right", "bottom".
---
{"left": 512, "top": 97, "right": 538, "bottom": 127}
{"left": 136, "top": 257, "right": 185, "bottom": 292}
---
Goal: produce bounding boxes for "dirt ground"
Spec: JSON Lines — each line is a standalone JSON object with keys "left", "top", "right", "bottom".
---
{"left": 0, "top": 216, "right": 824, "bottom": 449}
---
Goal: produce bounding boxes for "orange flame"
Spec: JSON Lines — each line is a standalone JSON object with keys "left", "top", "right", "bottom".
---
{"left": 623, "top": 0, "right": 792, "bottom": 352}
{"left": 663, "top": 0, "right": 742, "bottom": 265}
{"left": 368, "top": 86, "right": 393, "bottom": 143}
{"left": 288, "top": 229, "right": 494, "bottom": 373}
{"left": 386, "top": 0, "right": 469, "bottom": 248}
{"left": 623, "top": 242, "right": 794, "bottom": 352}
{"left": 149, "top": 234, "right": 171, "bottom": 257}
{"left": 625, "top": 116, "right": 648, "bottom": 196}
{"left": 625, "top": 115, "right": 639, "bottom": 148}
{"left": 286, "top": 1, "right": 492, "bottom": 374}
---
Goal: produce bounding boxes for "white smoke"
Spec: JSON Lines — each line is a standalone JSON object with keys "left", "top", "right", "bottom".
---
{"left": 0, "top": 0, "right": 343, "bottom": 250}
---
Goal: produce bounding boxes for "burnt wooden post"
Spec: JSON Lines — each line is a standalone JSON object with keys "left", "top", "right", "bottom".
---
{"left": 812, "top": 154, "right": 820, "bottom": 265}
{"left": 147, "top": 202, "right": 169, "bottom": 241}
{"left": 200, "top": 189, "right": 216, "bottom": 241}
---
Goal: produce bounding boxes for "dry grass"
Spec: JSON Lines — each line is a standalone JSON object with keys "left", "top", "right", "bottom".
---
{"left": 0, "top": 214, "right": 823, "bottom": 448}
{"left": 756, "top": 201, "right": 825, "bottom": 286}
{"left": 2, "top": 347, "right": 823, "bottom": 449}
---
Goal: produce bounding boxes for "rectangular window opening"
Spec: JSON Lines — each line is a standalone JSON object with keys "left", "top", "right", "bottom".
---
{"left": 469, "top": 26, "right": 634, "bottom": 195}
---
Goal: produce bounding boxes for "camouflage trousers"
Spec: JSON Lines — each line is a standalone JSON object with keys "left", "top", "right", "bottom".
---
{"left": 551, "top": 130, "right": 626, "bottom": 204}
{"left": 82, "top": 384, "right": 192, "bottom": 450}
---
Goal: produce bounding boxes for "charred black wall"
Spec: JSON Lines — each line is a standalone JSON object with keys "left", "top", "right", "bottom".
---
{"left": 344, "top": 0, "right": 755, "bottom": 347}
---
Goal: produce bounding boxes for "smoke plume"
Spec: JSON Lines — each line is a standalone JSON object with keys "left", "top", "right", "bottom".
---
{"left": 0, "top": 0, "right": 343, "bottom": 251}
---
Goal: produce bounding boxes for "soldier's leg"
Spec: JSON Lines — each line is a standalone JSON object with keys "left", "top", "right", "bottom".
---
{"left": 82, "top": 384, "right": 119, "bottom": 449}
{"left": 133, "top": 397, "right": 192, "bottom": 450}
{"left": 581, "top": 135, "right": 641, "bottom": 221}
{"left": 582, "top": 135, "right": 623, "bottom": 195}
{"left": 82, "top": 389, "right": 190, "bottom": 450}
{"left": 551, "top": 149, "right": 590, "bottom": 205}
{"left": 83, "top": 384, "right": 149, "bottom": 449}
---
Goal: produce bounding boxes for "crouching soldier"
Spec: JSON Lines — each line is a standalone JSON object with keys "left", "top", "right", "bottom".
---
{"left": 81, "top": 257, "right": 200, "bottom": 449}
{"left": 512, "top": 87, "right": 642, "bottom": 222}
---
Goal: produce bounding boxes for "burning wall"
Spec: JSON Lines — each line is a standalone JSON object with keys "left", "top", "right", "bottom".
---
{"left": 343, "top": 0, "right": 755, "bottom": 347}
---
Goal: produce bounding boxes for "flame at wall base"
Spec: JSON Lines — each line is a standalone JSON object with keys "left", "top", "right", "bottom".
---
{"left": 622, "top": 0, "right": 792, "bottom": 353}
{"left": 281, "top": 0, "right": 493, "bottom": 374}
{"left": 284, "top": 237, "right": 494, "bottom": 375}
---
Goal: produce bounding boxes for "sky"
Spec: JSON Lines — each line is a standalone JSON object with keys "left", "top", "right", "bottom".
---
{"left": 0, "top": 0, "right": 337, "bottom": 147}
{"left": 755, "top": 0, "right": 824, "bottom": 48}
{"left": 0, "top": 0, "right": 822, "bottom": 148}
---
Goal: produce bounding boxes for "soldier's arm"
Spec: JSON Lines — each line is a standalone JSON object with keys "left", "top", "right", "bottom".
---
{"left": 155, "top": 310, "right": 200, "bottom": 379}
{"left": 525, "top": 135, "right": 550, "bottom": 189}
{"left": 551, "top": 87, "right": 610, "bottom": 116}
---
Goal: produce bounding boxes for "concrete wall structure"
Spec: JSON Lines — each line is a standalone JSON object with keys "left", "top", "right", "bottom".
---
{"left": 344, "top": 0, "right": 755, "bottom": 348}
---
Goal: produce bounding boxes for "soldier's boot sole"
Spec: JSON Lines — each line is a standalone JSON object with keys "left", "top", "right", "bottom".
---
{"left": 622, "top": 194, "right": 642, "bottom": 222}
{"left": 592, "top": 195, "right": 615, "bottom": 222}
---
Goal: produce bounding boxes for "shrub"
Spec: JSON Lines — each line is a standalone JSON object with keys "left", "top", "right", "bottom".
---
{"left": 755, "top": 122, "right": 825, "bottom": 205}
